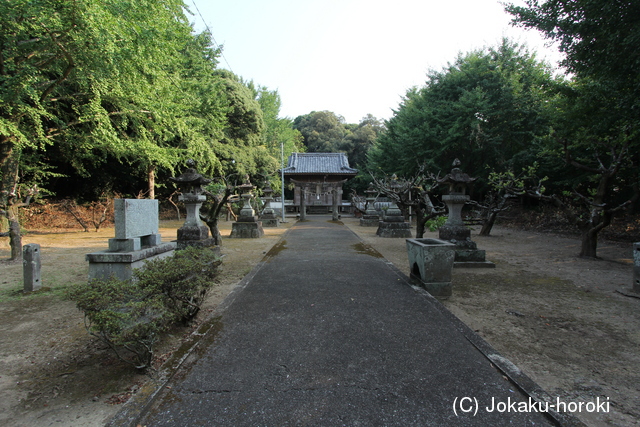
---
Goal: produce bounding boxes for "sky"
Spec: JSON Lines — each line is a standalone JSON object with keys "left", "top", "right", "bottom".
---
{"left": 187, "top": 0, "right": 562, "bottom": 124}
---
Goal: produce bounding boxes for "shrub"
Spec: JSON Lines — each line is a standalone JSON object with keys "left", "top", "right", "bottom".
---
{"left": 69, "top": 246, "right": 221, "bottom": 369}
{"left": 425, "top": 216, "right": 447, "bottom": 232}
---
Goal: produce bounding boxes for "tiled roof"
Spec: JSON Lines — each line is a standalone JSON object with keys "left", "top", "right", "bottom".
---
{"left": 282, "top": 153, "right": 358, "bottom": 175}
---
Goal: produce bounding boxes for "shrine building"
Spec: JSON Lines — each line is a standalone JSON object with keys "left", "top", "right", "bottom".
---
{"left": 282, "top": 153, "right": 357, "bottom": 214}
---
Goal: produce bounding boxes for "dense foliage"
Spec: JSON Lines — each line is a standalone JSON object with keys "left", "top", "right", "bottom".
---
{"left": 70, "top": 246, "right": 221, "bottom": 369}
{"left": 367, "top": 2, "right": 639, "bottom": 257}
{"left": 368, "top": 39, "right": 558, "bottom": 183}
{"left": 0, "top": 0, "right": 301, "bottom": 258}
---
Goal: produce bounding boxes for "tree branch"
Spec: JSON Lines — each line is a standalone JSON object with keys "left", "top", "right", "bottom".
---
{"left": 39, "top": 25, "right": 75, "bottom": 103}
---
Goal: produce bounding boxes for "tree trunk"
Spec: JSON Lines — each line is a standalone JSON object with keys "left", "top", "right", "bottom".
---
{"left": 579, "top": 228, "right": 598, "bottom": 258}
{"left": 148, "top": 165, "right": 155, "bottom": 199}
{"left": 479, "top": 211, "right": 498, "bottom": 236}
{"left": 9, "top": 220, "right": 21, "bottom": 260}
{"left": 203, "top": 218, "right": 223, "bottom": 246}
{"left": 1, "top": 147, "right": 23, "bottom": 260}
{"left": 414, "top": 208, "right": 426, "bottom": 238}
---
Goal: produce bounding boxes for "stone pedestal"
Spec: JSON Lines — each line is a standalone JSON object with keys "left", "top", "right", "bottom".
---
{"left": 230, "top": 219, "right": 265, "bottom": 238}
{"left": 438, "top": 160, "right": 494, "bottom": 268}
{"left": 360, "top": 216, "right": 380, "bottom": 227}
{"left": 230, "top": 185, "right": 264, "bottom": 238}
{"left": 376, "top": 202, "right": 411, "bottom": 238}
{"left": 176, "top": 193, "right": 217, "bottom": 249}
{"left": 360, "top": 188, "right": 379, "bottom": 226}
{"left": 406, "top": 238, "right": 456, "bottom": 297}
{"left": 439, "top": 194, "right": 471, "bottom": 241}
{"left": 260, "top": 183, "right": 279, "bottom": 227}
{"left": 168, "top": 161, "right": 218, "bottom": 250}
{"left": 619, "top": 242, "right": 640, "bottom": 298}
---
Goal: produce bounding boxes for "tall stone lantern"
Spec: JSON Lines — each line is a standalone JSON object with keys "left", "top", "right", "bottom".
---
{"left": 438, "top": 159, "right": 476, "bottom": 241}
{"left": 260, "top": 181, "right": 279, "bottom": 227}
{"left": 437, "top": 159, "right": 494, "bottom": 268}
{"left": 230, "top": 176, "right": 265, "bottom": 238}
{"left": 360, "top": 184, "right": 379, "bottom": 227}
{"left": 170, "top": 159, "right": 217, "bottom": 250}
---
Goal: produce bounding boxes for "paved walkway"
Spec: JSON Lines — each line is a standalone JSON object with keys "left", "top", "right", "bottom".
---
{"left": 121, "top": 217, "right": 571, "bottom": 426}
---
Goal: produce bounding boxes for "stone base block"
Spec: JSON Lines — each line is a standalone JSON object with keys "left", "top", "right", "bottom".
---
{"left": 86, "top": 241, "right": 177, "bottom": 281}
{"left": 178, "top": 225, "right": 209, "bottom": 241}
{"left": 261, "top": 218, "right": 279, "bottom": 227}
{"left": 360, "top": 217, "right": 379, "bottom": 227}
{"left": 439, "top": 224, "right": 471, "bottom": 241}
{"left": 376, "top": 221, "right": 412, "bottom": 238}
{"left": 237, "top": 216, "right": 259, "bottom": 223}
{"left": 454, "top": 261, "right": 495, "bottom": 268}
{"left": 230, "top": 221, "right": 264, "bottom": 238}
{"left": 452, "top": 247, "right": 495, "bottom": 268}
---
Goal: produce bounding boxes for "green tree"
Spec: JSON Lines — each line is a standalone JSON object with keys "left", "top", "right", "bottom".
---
{"left": 368, "top": 40, "right": 558, "bottom": 182}
{"left": 506, "top": 0, "right": 640, "bottom": 257}
{"left": 293, "top": 111, "right": 348, "bottom": 153}
{"left": 342, "top": 115, "right": 385, "bottom": 194}
{"left": 255, "top": 86, "right": 304, "bottom": 191}
{"left": 1, "top": 0, "right": 211, "bottom": 258}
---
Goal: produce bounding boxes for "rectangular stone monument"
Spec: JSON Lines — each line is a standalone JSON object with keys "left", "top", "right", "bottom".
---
{"left": 23, "top": 243, "right": 42, "bottom": 293}
{"left": 86, "top": 199, "right": 175, "bottom": 281}
{"left": 109, "top": 199, "right": 162, "bottom": 251}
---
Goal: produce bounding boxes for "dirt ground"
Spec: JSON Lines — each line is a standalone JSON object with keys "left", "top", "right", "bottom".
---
{"left": 1, "top": 216, "right": 639, "bottom": 426}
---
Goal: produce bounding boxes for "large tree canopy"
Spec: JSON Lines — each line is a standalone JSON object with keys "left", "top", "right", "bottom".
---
{"left": 0, "top": 0, "right": 299, "bottom": 258}
{"left": 293, "top": 111, "right": 348, "bottom": 153}
{"left": 368, "top": 40, "right": 558, "bottom": 181}
{"left": 505, "top": 0, "right": 640, "bottom": 257}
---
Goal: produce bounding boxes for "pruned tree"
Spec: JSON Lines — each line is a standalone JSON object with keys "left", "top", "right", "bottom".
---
{"left": 200, "top": 178, "right": 239, "bottom": 246}
{"left": 370, "top": 167, "right": 446, "bottom": 238}
{"left": 489, "top": 158, "right": 639, "bottom": 258}
{"left": 469, "top": 166, "right": 538, "bottom": 236}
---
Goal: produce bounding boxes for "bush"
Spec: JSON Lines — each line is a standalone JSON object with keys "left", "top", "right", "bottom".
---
{"left": 69, "top": 246, "right": 221, "bottom": 369}
{"left": 425, "top": 216, "right": 447, "bottom": 232}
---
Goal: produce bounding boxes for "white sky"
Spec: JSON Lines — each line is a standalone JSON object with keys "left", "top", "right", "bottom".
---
{"left": 188, "top": 0, "right": 562, "bottom": 124}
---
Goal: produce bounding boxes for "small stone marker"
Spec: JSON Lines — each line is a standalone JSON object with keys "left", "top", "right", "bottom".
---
{"left": 23, "top": 243, "right": 42, "bottom": 293}
{"left": 634, "top": 242, "right": 640, "bottom": 293}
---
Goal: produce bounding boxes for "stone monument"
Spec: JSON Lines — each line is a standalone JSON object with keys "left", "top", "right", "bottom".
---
{"left": 86, "top": 199, "right": 176, "bottom": 281}
{"left": 438, "top": 159, "right": 494, "bottom": 268}
{"left": 230, "top": 177, "right": 264, "bottom": 238}
{"left": 635, "top": 242, "right": 640, "bottom": 293}
{"left": 376, "top": 175, "right": 412, "bottom": 238}
{"left": 170, "top": 160, "right": 217, "bottom": 250}
{"left": 360, "top": 184, "right": 380, "bottom": 227}
{"left": 259, "top": 181, "right": 279, "bottom": 227}
{"left": 23, "top": 243, "right": 42, "bottom": 292}
{"left": 618, "top": 242, "right": 640, "bottom": 298}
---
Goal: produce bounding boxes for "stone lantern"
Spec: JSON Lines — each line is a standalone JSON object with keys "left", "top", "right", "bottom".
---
{"left": 437, "top": 159, "right": 476, "bottom": 241}
{"left": 376, "top": 174, "right": 412, "bottom": 238}
{"left": 230, "top": 176, "right": 264, "bottom": 238}
{"left": 170, "top": 159, "right": 217, "bottom": 249}
{"left": 260, "top": 181, "right": 279, "bottom": 227}
{"left": 360, "top": 184, "right": 380, "bottom": 227}
{"left": 437, "top": 159, "right": 494, "bottom": 268}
